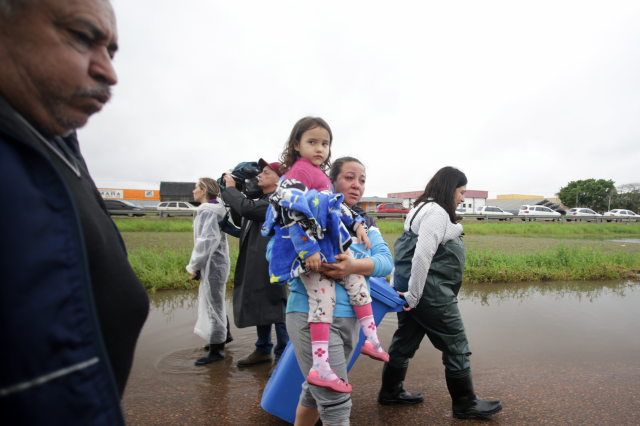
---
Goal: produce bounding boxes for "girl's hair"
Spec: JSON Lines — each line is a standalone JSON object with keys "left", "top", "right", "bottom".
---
{"left": 415, "top": 167, "right": 467, "bottom": 223}
{"left": 279, "top": 117, "right": 333, "bottom": 174}
{"left": 329, "top": 156, "right": 364, "bottom": 183}
{"left": 198, "top": 177, "right": 220, "bottom": 201}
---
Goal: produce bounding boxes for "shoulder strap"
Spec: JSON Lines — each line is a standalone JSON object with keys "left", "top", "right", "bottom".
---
{"left": 409, "top": 201, "right": 430, "bottom": 228}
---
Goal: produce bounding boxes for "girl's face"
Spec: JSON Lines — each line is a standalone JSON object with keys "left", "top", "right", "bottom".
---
{"left": 333, "top": 161, "right": 366, "bottom": 208}
{"left": 454, "top": 185, "right": 467, "bottom": 207}
{"left": 294, "top": 126, "right": 330, "bottom": 167}
{"left": 193, "top": 182, "right": 206, "bottom": 203}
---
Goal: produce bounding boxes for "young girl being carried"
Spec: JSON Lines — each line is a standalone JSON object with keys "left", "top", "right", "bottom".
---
{"left": 262, "top": 117, "right": 388, "bottom": 393}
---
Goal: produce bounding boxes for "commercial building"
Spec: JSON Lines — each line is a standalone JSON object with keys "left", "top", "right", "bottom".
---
{"left": 159, "top": 182, "right": 197, "bottom": 203}
{"left": 98, "top": 188, "right": 160, "bottom": 207}
{"left": 387, "top": 190, "right": 488, "bottom": 213}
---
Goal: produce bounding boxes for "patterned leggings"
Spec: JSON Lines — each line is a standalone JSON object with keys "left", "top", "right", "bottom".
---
{"left": 303, "top": 251, "right": 373, "bottom": 323}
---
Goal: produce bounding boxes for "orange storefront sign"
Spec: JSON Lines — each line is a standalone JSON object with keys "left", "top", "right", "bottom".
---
{"left": 98, "top": 188, "right": 160, "bottom": 201}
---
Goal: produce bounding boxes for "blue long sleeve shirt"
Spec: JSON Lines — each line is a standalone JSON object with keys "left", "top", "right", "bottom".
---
{"left": 267, "top": 226, "right": 393, "bottom": 317}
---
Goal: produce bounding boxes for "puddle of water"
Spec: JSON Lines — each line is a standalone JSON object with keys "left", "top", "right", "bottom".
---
{"left": 457, "top": 280, "right": 640, "bottom": 367}
{"left": 608, "top": 238, "right": 640, "bottom": 244}
{"left": 125, "top": 279, "right": 640, "bottom": 424}
{"left": 138, "top": 280, "right": 640, "bottom": 379}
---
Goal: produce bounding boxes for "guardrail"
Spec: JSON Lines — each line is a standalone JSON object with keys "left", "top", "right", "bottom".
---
{"left": 107, "top": 209, "right": 196, "bottom": 218}
{"left": 367, "top": 212, "right": 408, "bottom": 220}
{"left": 460, "top": 214, "right": 638, "bottom": 223}
{"left": 366, "top": 212, "right": 638, "bottom": 224}
{"left": 108, "top": 209, "right": 637, "bottom": 223}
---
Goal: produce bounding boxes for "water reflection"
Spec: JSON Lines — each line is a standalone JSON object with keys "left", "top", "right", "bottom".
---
{"left": 126, "top": 279, "right": 640, "bottom": 425}
{"left": 459, "top": 279, "right": 639, "bottom": 306}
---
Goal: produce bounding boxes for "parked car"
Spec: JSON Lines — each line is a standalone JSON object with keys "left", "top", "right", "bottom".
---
{"left": 104, "top": 199, "right": 146, "bottom": 217}
{"left": 565, "top": 208, "right": 602, "bottom": 222}
{"left": 603, "top": 209, "right": 639, "bottom": 222}
{"left": 475, "top": 206, "right": 514, "bottom": 220}
{"left": 519, "top": 205, "right": 562, "bottom": 221}
{"left": 156, "top": 201, "right": 197, "bottom": 216}
{"left": 375, "top": 203, "right": 410, "bottom": 214}
{"left": 455, "top": 208, "right": 468, "bottom": 215}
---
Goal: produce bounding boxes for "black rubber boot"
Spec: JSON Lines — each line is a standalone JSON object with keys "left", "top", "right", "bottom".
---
{"left": 204, "top": 316, "right": 233, "bottom": 350}
{"left": 225, "top": 315, "right": 233, "bottom": 344}
{"left": 195, "top": 343, "right": 225, "bottom": 366}
{"left": 445, "top": 375, "right": 502, "bottom": 419}
{"left": 378, "top": 363, "right": 424, "bottom": 405}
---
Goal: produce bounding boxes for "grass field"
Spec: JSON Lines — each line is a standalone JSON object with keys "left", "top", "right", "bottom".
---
{"left": 376, "top": 219, "right": 640, "bottom": 236}
{"left": 117, "top": 218, "right": 640, "bottom": 291}
{"left": 116, "top": 217, "right": 640, "bottom": 236}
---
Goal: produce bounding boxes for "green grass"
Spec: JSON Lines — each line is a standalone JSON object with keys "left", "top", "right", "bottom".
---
{"left": 461, "top": 221, "right": 640, "bottom": 236}
{"left": 375, "top": 220, "right": 405, "bottom": 234}
{"left": 128, "top": 245, "right": 239, "bottom": 292}
{"left": 114, "top": 217, "right": 640, "bottom": 236}
{"left": 113, "top": 217, "right": 194, "bottom": 232}
{"left": 375, "top": 219, "right": 640, "bottom": 236}
{"left": 119, "top": 218, "right": 640, "bottom": 291}
{"left": 465, "top": 245, "right": 640, "bottom": 283}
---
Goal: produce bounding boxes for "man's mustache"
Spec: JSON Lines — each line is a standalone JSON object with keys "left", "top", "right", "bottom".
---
{"left": 74, "top": 84, "right": 112, "bottom": 103}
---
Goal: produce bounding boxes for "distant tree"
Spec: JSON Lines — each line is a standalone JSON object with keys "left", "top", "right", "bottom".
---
{"left": 615, "top": 183, "right": 640, "bottom": 212}
{"left": 556, "top": 179, "right": 616, "bottom": 212}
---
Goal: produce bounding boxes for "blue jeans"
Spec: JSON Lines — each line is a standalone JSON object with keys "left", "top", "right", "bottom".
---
{"left": 255, "top": 323, "right": 289, "bottom": 359}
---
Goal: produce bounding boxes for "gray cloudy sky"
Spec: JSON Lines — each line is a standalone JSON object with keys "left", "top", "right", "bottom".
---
{"left": 81, "top": 0, "right": 640, "bottom": 199}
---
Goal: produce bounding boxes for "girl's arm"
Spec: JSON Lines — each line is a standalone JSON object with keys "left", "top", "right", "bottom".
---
{"left": 402, "top": 208, "right": 447, "bottom": 308}
{"left": 186, "top": 210, "right": 222, "bottom": 274}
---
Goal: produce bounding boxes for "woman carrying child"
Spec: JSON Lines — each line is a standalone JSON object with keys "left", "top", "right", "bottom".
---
{"left": 264, "top": 122, "right": 392, "bottom": 425}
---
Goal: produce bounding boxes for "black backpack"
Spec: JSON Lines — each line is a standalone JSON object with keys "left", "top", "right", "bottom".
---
{"left": 393, "top": 201, "right": 430, "bottom": 292}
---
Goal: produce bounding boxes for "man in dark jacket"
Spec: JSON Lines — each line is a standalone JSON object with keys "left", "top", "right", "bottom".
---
{"left": 0, "top": 1, "right": 149, "bottom": 425}
{"left": 222, "top": 159, "right": 288, "bottom": 376}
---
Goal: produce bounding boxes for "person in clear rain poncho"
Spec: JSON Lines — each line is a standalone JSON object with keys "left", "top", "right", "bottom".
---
{"left": 186, "top": 178, "right": 232, "bottom": 365}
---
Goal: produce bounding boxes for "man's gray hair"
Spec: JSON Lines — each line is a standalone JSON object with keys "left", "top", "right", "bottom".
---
{"left": 0, "top": 0, "right": 36, "bottom": 21}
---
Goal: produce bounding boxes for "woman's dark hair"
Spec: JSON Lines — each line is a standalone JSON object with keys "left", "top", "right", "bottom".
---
{"left": 415, "top": 167, "right": 467, "bottom": 223}
{"left": 329, "top": 156, "right": 364, "bottom": 183}
{"left": 279, "top": 117, "right": 333, "bottom": 174}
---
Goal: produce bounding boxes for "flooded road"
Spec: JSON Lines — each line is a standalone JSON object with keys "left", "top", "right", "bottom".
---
{"left": 122, "top": 280, "right": 640, "bottom": 425}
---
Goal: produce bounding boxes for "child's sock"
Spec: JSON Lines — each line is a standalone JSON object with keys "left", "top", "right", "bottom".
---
{"left": 309, "top": 322, "right": 337, "bottom": 380}
{"left": 352, "top": 304, "right": 384, "bottom": 352}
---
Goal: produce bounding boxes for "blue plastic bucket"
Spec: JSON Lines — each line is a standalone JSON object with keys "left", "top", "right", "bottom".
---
{"left": 261, "top": 277, "right": 403, "bottom": 423}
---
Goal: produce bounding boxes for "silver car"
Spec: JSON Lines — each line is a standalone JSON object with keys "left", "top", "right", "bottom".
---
{"left": 603, "top": 209, "right": 639, "bottom": 222}
{"left": 566, "top": 208, "right": 602, "bottom": 222}
{"left": 519, "top": 205, "right": 561, "bottom": 221}
{"left": 476, "top": 206, "right": 514, "bottom": 221}
{"left": 156, "top": 201, "right": 197, "bottom": 217}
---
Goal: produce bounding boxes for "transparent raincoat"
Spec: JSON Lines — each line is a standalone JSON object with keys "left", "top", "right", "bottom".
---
{"left": 186, "top": 201, "right": 230, "bottom": 344}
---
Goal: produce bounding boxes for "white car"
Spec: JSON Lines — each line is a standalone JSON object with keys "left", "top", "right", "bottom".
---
{"left": 565, "top": 208, "right": 602, "bottom": 222}
{"left": 519, "top": 205, "right": 562, "bottom": 221}
{"left": 603, "top": 209, "right": 639, "bottom": 222}
{"left": 156, "top": 201, "right": 197, "bottom": 216}
{"left": 475, "top": 206, "right": 514, "bottom": 221}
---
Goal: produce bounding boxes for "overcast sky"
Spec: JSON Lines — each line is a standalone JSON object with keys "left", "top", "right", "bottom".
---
{"left": 81, "top": 0, "right": 640, "bottom": 199}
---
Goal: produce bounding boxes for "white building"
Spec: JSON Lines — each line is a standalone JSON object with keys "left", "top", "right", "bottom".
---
{"left": 387, "top": 190, "right": 488, "bottom": 213}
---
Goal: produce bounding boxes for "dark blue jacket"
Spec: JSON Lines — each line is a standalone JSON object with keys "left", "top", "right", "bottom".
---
{"left": 0, "top": 97, "right": 127, "bottom": 425}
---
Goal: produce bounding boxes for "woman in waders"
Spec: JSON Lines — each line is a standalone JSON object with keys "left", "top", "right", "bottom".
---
{"left": 378, "top": 167, "right": 502, "bottom": 419}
